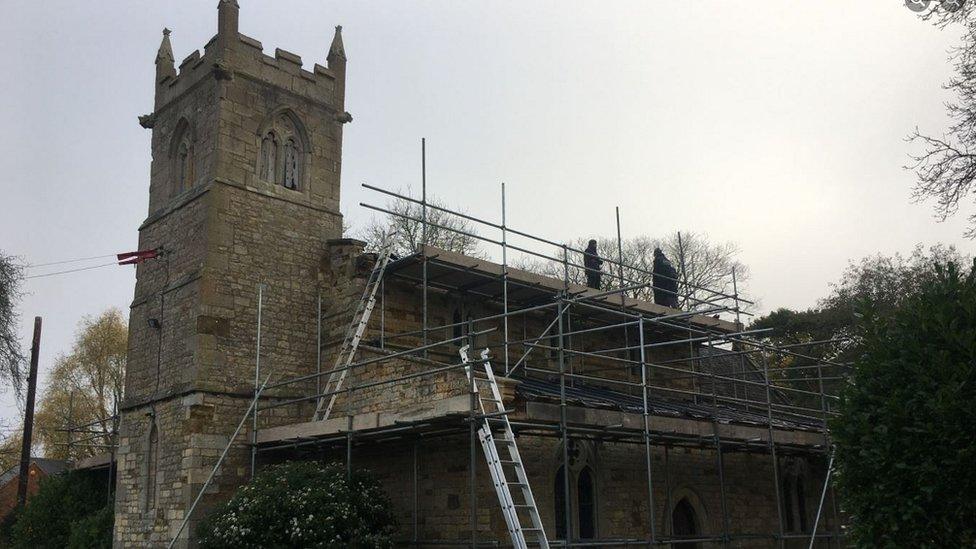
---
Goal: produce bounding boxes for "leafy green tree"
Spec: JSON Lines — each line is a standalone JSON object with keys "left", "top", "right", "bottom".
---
{"left": 831, "top": 260, "right": 976, "bottom": 547}
{"left": 8, "top": 470, "right": 111, "bottom": 549}
{"left": 751, "top": 245, "right": 967, "bottom": 406}
{"left": 66, "top": 506, "right": 113, "bottom": 549}
{"left": 198, "top": 461, "right": 397, "bottom": 548}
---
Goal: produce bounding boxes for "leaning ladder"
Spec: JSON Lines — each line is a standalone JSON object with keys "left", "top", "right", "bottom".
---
{"left": 460, "top": 346, "right": 550, "bottom": 549}
{"left": 313, "top": 232, "right": 395, "bottom": 422}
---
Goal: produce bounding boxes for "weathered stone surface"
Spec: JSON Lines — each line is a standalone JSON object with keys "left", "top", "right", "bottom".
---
{"left": 115, "top": 4, "right": 346, "bottom": 546}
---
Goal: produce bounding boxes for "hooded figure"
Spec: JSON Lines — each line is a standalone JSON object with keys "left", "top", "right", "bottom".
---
{"left": 653, "top": 247, "right": 680, "bottom": 308}
{"left": 583, "top": 239, "right": 603, "bottom": 290}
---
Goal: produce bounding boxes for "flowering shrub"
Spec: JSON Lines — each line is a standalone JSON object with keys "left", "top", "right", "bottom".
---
{"left": 198, "top": 461, "right": 397, "bottom": 548}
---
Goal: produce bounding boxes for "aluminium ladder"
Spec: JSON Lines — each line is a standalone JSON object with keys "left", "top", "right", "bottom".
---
{"left": 460, "top": 345, "right": 549, "bottom": 549}
{"left": 313, "top": 231, "right": 395, "bottom": 422}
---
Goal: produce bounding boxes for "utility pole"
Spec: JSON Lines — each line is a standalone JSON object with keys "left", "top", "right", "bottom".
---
{"left": 17, "top": 316, "right": 41, "bottom": 507}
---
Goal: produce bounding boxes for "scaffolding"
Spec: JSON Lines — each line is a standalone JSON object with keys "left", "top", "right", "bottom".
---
{"left": 251, "top": 172, "right": 849, "bottom": 548}
{"left": 59, "top": 407, "right": 119, "bottom": 505}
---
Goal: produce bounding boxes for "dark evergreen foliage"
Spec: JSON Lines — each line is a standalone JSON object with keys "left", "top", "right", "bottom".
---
{"left": 7, "top": 471, "right": 111, "bottom": 549}
{"left": 831, "top": 260, "right": 976, "bottom": 547}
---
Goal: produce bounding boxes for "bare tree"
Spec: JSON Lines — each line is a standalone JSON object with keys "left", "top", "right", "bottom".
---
{"left": 517, "top": 232, "right": 750, "bottom": 311}
{"left": 0, "top": 428, "right": 22, "bottom": 472}
{"left": 0, "top": 251, "right": 25, "bottom": 400}
{"left": 908, "top": 3, "right": 976, "bottom": 238}
{"left": 360, "top": 192, "right": 484, "bottom": 257}
{"left": 667, "top": 232, "right": 749, "bottom": 309}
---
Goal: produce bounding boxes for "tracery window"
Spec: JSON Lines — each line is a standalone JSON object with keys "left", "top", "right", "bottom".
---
{"left": 257, "top": 112, "right": 305, "bottom": 191}
{"left": 260, "top": 131, "right": 278, "bottom": 183}
{"left": 782, "top": 471, "right": 808, "bottom": 532}
{"left": 283, "top": 137, "right": 299, "bottom": 189}
{"left": 780, "top": 458, "right": 810, "bottom": 533}
{"left": 553, "top": 449, "right": 598, "bottom": 541}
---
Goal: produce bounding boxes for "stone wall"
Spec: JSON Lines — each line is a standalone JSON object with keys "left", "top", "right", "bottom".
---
{"left": 115, "top": 393, "right": 255, "bottom": 546}
{"left": 332, "top": 435, "right": 839, "bottom": 547}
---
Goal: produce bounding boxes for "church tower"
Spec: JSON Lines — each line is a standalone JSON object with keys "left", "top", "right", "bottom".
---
{"left": 115, "top": 2, "right": 349, "bottom": 545}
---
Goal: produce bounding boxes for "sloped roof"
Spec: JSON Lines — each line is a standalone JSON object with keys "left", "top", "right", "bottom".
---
{"left": 0, "top": 458, "right": 69, "bottom": 486}
{"left": 516, "top": 376, "right": 822, "bottom": 432}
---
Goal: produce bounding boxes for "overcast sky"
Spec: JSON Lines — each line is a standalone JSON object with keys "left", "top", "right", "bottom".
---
{"left": 1, "top": 1, "right": 973, "bottom": 428}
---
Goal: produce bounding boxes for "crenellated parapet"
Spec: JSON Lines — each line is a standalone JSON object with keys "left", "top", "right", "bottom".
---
{"left": 140, "top": 1, "right": 350, "bottom": 216}
{"left": 151, "top": 20, "right": 346, "bottom": 117}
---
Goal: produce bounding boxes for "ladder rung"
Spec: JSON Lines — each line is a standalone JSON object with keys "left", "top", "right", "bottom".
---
{"left": 463, "top": 345, "right": 549, "bottom": 548}
{"left": 314, "top": 228, "right": 395, "bottom": 424}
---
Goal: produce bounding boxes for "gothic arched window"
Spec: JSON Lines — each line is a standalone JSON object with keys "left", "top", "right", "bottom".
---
{"left": 171, "top": 118, "right": 194, "bottom": 196}
{"left": 672, "top": 498, "right": 700, "bottom": 548}
{"left": 577, "top": 466, "right": 595, "bottom": 539}
{"left": 256, "top": 111, "right": 306, "bottom": 191}
{"left": 782, "top": 471, "right": 808, "bottom": 532}
{"left": 780, "top": 458, "right": 810, "bottom": 533}
{"left": 554, "top": 461, "right": 598, "bottom": 541}
{"left": 283, "top": 137, "right": 299, "bottom": 189}
{"left": 260, "top": 131, "right": 278, "bottom": 183}
{"left": 554, "top": 466, "right": 567, "bottom": 539}
{"left": 145, "top": 422, "right": 159, "bottom": 511}
{"left": 452, "top": 308, "right": 463, "bottom": 345}
{"left": 176, "top": 140, "right": 191, "bottom": 192}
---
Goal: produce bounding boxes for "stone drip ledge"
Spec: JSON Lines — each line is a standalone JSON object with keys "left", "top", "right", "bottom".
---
{"left": 523, "top": 401, "right": 826, "bottom": 448}
{"left": 256, "top": 394, "right": 471, "bottom": 444}
{"left": 256, "top": 371, "right": 522, "bottom": 445}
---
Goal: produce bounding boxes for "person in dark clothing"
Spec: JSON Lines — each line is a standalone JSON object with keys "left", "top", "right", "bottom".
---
{"left": 652, "top": 247, "right": 680, "bottom": 308}
{"left": 583, "top": 239, "right": 603, "bottom": 290}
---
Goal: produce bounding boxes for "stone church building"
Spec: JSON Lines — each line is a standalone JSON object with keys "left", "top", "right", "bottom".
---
{"left": 112, "top": 2, "right": 841, "bottom": 547}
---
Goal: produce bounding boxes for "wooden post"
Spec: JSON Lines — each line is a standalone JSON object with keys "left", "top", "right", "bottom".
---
{"left": 17, "top": 316, "right": 42, "bottom": 507}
